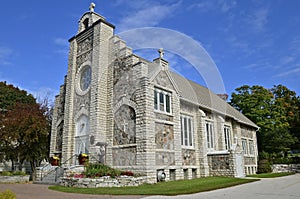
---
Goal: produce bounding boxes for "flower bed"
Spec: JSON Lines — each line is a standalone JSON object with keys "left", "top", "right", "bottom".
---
{"left": 60, "top": 175, "right": 149, "bottom": 188}
{"left": 60, "top": 163, "right": 148, "bottom": 187}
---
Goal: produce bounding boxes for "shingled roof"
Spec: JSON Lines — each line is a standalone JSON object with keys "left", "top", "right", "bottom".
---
{"left": 169, "top": 71, "right": 258, "bottom": 128}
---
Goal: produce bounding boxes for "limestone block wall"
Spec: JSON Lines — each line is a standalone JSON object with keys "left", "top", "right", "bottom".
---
{"left": 50, "top": 75, "right": 67, "bottom": 158}
{"left": 60, "top": 176, "right": 150, "bottom": 188}
{"left": 89, "top": 21, "right": 114, "bottom": 165}
{"left": 207, "top": 153, "right": 235, "bottom": 177}
{"left": 108, "top": 34, "right": 154, "bottom": 181}
{"left": 0, "top": 175, "right": 30, "bottom": 183}
{"left": 197, "top": 109, "right": 210, "bottom": 177}
{"left": 61, "top": 38, "right": 77, "bottom": 164}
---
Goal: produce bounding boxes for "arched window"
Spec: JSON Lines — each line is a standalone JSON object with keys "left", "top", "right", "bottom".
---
{"left": 75, "top": 114, "right": 90, "bottom": 155}
{"left": 83, "top": 18, "right": 89, "bottom": 29}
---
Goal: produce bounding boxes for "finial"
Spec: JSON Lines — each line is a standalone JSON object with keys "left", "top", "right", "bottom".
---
{"left": 158, "top": 48, "right": 164, "bottom": 59}
{"left": 89, "top": 2, "right": 96, "bottom": 12}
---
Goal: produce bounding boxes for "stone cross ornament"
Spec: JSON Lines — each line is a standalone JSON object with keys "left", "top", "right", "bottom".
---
{"left": 89, "top": 2, "right": 96, "bottom": 12}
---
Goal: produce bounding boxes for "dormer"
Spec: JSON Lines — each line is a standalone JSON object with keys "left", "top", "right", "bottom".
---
{"left": 77, "top": 3, "right": 105, "bottom": 34}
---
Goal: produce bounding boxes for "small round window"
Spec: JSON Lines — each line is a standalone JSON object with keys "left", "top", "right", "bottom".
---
{"left": 80, "top": 66, "right": 91, "bottom": 91}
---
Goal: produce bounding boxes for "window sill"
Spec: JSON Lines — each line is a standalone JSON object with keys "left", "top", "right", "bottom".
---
{"left": 181, "top": 146, "right": 195, "bottom": 150}
{"left": 207, "top": 150, "right": 229, "bottom": 155}
{"left": 112, "top": 144, "right": 137, "bottom": 149}
{"left": 154, "top": 109, "right": 173, "bottom": 116}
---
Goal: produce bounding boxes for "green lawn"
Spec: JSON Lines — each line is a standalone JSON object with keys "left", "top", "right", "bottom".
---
{"left": 247, "top": 172, "right": 294, "bottom": 178}
{"left": 49, "top": 176, "right": 258, "bottom": 196}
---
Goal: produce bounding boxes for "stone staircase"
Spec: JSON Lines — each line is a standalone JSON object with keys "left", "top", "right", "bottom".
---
{"left": 34, "top": 165, "right": 64, "bottom": 185}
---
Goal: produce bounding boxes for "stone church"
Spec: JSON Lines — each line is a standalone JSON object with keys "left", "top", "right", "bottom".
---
{"left": 50, "top": 3, "right": 258, "bottom": 183}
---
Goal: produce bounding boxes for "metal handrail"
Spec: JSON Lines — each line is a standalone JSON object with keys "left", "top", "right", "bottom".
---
{"left": 38, "top": 152, "right": 104, "bottom": 182}
{"left": 39, "top": 153, "right": 78, "bottom": 182}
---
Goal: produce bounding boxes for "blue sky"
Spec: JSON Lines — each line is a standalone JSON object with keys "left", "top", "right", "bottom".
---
{"left": 0, "top": 0, "right": 300, "bottom": 103}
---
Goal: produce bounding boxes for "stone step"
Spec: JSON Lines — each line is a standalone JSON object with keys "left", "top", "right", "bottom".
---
{"left": 34, "top": 167, "right": 64, "bottom": 185}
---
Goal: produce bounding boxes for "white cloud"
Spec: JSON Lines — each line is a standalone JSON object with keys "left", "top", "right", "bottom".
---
{"left": 247, "top": 7, "right": 269, "bottom": 33}
{"left": 30, "top": 87, "right": 57, "bottom": 105}
{"left": 275, "top": 67, "right": 300, "bottom": 78}
{"left": 118, "top": 27, "right": 226, "bottom": 94}
{"left": 289, "top": 37, "right": 300, "bottom": 54}
{"left": 220, "top": 1, "right": 237, "bottom": 13}
{"left": 0, "top": 46, "right": 13, "bottom": 65}
{"left": 280, "top": 56, "right": 295, "bottom": 65}
{"left": 117, "top": 1, "right": 181, "bottom": 32}
{"left": 188, "top": 0, "right": 236, "bottom": 13}
{"left": 54, "top": 38, "right": 69, "bottom": 57}
{"left": 54, "top": 38, "right": 69, "bottom": 47}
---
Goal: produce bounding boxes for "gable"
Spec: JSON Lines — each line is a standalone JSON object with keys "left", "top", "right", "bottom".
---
{"left": 152, "top": 70, "right": 180, "bottom": 95}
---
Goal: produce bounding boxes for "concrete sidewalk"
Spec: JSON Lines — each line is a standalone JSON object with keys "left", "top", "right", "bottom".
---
{"left": 0, "top": 174, "right": 299, "bottom": 199}
{"left": 143, "top": 174, "right": 300, "bottom": 199}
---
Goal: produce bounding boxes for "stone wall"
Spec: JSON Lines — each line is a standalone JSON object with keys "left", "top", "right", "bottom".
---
{"left": 60, "top": 175, "right": 149, "bottom": 188}
{"left": 207, "top": 153, "right": 235, "bottom": 177}
{"left": 272, "top": 164, "right": 300, "bottom": 173}
{"left": 0, "top": 175, "right": 30, "bottom": 183}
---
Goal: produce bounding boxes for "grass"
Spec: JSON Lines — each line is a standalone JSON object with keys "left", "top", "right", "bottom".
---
{"left": 0, "top": 171, "right": 27, "bottom": 176}
{"left": 49, "top": 176, "right": 259, "bottom": 196}
{"left": 247, "top": 172, "right": 294, "bottom": 178}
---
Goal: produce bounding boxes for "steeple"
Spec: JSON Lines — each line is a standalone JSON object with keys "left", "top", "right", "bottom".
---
{"left": 77, "top": 2, "right": 106, "bottom": 34}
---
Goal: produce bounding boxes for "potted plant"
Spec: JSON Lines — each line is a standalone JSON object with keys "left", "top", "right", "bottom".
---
{"left": 78, "top": 153, "right": 89, "bottom": 165}
{"left": 50, "top": 156, "right": 60, "bottom": 166}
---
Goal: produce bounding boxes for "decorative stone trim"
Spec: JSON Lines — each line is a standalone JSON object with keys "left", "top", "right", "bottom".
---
{"left": 60, "top": 175, "right": 149, "bottom": 188}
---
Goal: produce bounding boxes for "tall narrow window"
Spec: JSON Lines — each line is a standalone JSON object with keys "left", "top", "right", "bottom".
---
{"left": 224, "top": 126, "right": 231, "bottom": 150}
{"left": 154, "top": 88, "right": 172, "bottom": 114}
{"left": 206, "top": 122, "right": 214, "bottom": 149}
{"left": 180, "top": 115, "right": 193, "bottom": 147}
{"left": 159, "top": 92, "right": 164, "bottom": 111}
{"left": 249, "top": 140, "right": 254, "bottom": 155}
{"left": 166, "top": 95, "right": 170, "bottom": 113}
{"left": 188, "top": 118, "right": 193, "bottom": 146}
{"left": 184, "top": 117, "right": 188, "bottom": 146}
{"left": 154, "top": 90, "right": 158, "bottom": 110}
{"left": 180, "top": 116, "right": 184, "bottom": 145}
{"left": 242, "top": 138, "right": 248, "bottom": 155}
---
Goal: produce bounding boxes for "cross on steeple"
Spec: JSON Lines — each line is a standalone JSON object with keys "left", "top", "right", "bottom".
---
{"left": 89, "top": 2, "right": 96, "bottom": 12}
{"left": 158, "top": 48, "right": 164, "bottom": 59}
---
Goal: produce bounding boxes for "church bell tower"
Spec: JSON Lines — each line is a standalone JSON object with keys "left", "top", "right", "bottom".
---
{"left": 55, "top": 3, "right": 115, "bottom": 164}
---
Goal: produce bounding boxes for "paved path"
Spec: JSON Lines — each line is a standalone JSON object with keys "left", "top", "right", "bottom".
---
{"left": 0, "top": 183, "right": 143, "bottom": 199}
{"left": 0, "top": 174, "right": 299, "bottom": 199}
{"left": 143, "top": 174, "right": 300, "bottom": 199}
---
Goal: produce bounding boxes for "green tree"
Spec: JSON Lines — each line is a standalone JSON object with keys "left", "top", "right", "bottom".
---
{"left": 0, "top": 81, "right": 35, "bottom": 109}
{"left": 230, "top": 85, "right": 298, "bottom": 154}
{"left": 271, "top": 85, "right": 300, "bottom": 150}
{"left": 0, "top": 82, "right": 50, "bottom": 173}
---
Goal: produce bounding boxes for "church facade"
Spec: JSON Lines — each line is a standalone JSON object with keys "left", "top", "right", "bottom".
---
{"left": 50, "top": 4, "right": 258, "bottom": 183}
